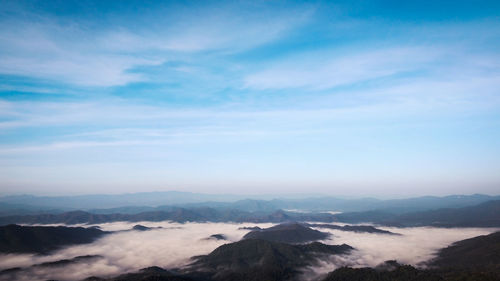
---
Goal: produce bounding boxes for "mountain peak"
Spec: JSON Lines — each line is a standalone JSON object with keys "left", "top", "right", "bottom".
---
{"left": 243, "top": 222, "right": 330, "bottom": 243}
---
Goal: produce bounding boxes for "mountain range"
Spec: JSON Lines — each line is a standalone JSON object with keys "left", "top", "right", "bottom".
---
{"left": 337, "top": 200, "right": 500, "bottom": 227}
{"left": 1, "top": 192, "right": 498, "bottom": 216}
{"left": 1, "top": 199, "right": 499, "bottom": 228}
{"left": 0, "top": 208, "right": 335, "bottom": 226}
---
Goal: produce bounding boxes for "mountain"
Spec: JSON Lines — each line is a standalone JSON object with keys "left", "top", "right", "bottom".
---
{"left": 307, "top": 223, "right": 400, "bottom": 235}
{"left": 36, "top": 255, "right": 103, "bottom": 268}
{"left": 188, "top": 239, "right": 353, "bottom": 281}
{"left": 0, "top": 255, "right": 103, "bottom": 281}
{"left": 0, "top": 210, "right": 130, "bottom": 225}
{"left": 334, "top": 210, "right": 397, "bottom": 224}
{"left": 132, "top": 224, "right": 149, "bottom": 231}
{"left": 366, "top": 194, "right": 500, "bottom": 214}
{"left": 322, "top": 232, "right": 500, "bottom": 281}
{"left": 242, "top": 223, "right": 330, "bottom": 243}
{"left": 0, "top": 208, "right": 336, "bottom": 226}
{"left": 1, "top": 255, "right": 102, "bottom": 272}
{"left": 322, "top": 261, "right": 444, "bottom": 281}
{"left": 0, "top": 224, "right": 108, "bottom": 254}
{"left": 1, "top": 192, "right": 498, "bottom": 216}
{"left": 196, "top": 194, "right": 500, "bottom": 213}
{"left": 384, "top": 200, "right": 500, "bottom": 227}
{"left": 0, "top": 202, "right": 66, "bottom": 217}
{"left": 204, "top": 234, "right": 228, "bottom": 241}
{"left": 101, "top": 266, "right": 195, "bottom": 281}
{"left": 0, "top": 192, "right": 243, "bottom": 210}
{"left": 429, "top": 231, "right": 500, "bottom": 270}
{"left": 336, "top": 200, "right": 500, "bottom": 227}
{"left": 0, "top": 192, "right": 319, "bottom": 213}
{"left": 2, "top": 199, "right": 498, "bottom": 227}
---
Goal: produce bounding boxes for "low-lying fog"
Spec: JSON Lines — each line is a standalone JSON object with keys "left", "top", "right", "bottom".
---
{"left": 0, "top": 221, "right": 497, "bottom": 281}
{"left": 304, "top": 224, "right": 497, "bottom": 277}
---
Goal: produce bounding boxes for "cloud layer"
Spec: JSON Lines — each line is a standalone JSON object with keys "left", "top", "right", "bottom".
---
{"left": 0, "top": 222, "right": 497, "bottom": 281}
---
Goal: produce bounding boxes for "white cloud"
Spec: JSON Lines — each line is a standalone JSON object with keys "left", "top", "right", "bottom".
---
{"left": 243, "top": 47, "right": 441, "bottom": 90}
{"left": 303, "top": 225, "right": 498, "bottom": 278}
{"left": 0, "top": 222, "right": 496, "bottom": 281}
{"left": 0, "top": 4, "right": 310, "bottom": 87}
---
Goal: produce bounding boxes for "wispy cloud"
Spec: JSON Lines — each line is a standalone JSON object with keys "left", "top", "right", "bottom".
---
{"left": 0, "top": 20, "right": 161, "bottom": 86}
{"left": 244, "top": 47, "right": 440, "bottom": 90}
{"left": 0, "top": 1, "right": 499, "bottom": 195}
{"left": 0, "top": 3, "right": 310, "bottom": 87}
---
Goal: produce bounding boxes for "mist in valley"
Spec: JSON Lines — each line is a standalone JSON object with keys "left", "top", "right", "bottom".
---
{"left": 0, "top": 220, "right": 496, "bottom": 281}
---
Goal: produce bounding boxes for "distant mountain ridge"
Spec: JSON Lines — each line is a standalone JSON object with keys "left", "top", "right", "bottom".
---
{"left": 307, "top": 223, "right": 400, "bottom": 235}
{"left": 0, "top": 191, "right": 321, "bottom": 211}
{"left": 0, "top": 208, "right": 335, "bottom": 226}
{"left": 1, "top": 200, "right": 499, "bottom": 227}
{"left": 337, "top": 200, "right": 500, "bottom": 227}
{"left": 1, "top": 192, "right": 498, "bottom": 216}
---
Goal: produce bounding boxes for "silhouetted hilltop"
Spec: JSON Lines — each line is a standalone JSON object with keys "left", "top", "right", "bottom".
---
{"left": 0, "top": 254, "right": 103, "bottom": 279}
{"left": 243, "top": 222, "right": 330, "bottom": 243}
{"left": 107, "top": 266, "right": 195, "bottom": 281}
{"left": 188, "top": 239, "right": 353, "bottom": 281}
{"left": 204, "top": 234, "right": 228, "bottom": 241}
{"left": 132, "top": 224, "right": 150, "bottom": 231}
{"left": 430, "top": 231, "right": 500, "bottom": 270}
{"left": 321, "top": 258, "right": 500, "bottom": 281}
{"left": 238, "top": 226, "right": 261, "bottom": 230}
{"left": 0, "top": 224, "right": 108, "bottom": 254}
{"left": 40, "top": 255, "right": 102, "bottom": 267}
{"left": 322, "top": 262, "right": 443, "bottom": 281}
{"left": 307, "top": 223, "right": 400, "bottom": 235}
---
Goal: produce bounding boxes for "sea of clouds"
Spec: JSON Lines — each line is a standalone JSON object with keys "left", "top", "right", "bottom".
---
{"left": 302, "top": 224, "right": 497, "bottom": 278}
{"left": 0, "top": 221, "right": 497, "bottom": 281}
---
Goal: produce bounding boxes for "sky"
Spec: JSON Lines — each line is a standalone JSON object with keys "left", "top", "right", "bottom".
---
{"left": 0, "top": 0, "right": 499, "bottom": 196}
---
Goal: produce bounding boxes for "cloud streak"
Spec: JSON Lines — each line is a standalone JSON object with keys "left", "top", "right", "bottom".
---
{"left": 244, "top": 47, "right": 440, "bottom": 90}
{"left": 0, "top": 2, "right": 310, "bottom": 87}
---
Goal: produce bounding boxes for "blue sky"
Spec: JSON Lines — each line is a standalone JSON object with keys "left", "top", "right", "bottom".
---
{"left": 0, "top": 0, "right": 499, "bottom": 196}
